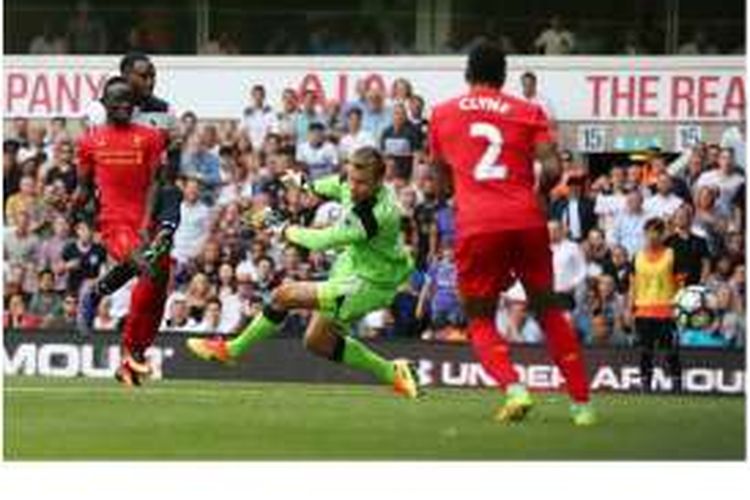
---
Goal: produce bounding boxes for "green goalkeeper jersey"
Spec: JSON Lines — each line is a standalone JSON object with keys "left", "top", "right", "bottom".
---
{"left": 285, "top": 174, "right": 413, "bottom": 287}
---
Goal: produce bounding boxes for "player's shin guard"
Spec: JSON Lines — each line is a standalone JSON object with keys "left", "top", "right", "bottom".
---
{"left": 227, "top": 306, "right": 287, "bottom": 358}
{"left": 330, "top": 335, "right": 395, "bottom": 384}
{"left": 121, "top": 254, "right": 171, "bottom": 358}
{"left": 468, "top": 317, "right": 520, "bottom": 390}
{"left": 538, "top": 308, "right": 590, "bottom": 403}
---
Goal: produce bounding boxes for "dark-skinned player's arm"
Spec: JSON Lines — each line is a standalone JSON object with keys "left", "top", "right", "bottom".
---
{"left": 532, "top": 104, "right": 562, "bottom": 217}
{"left": 71, "top": 132, "right": 98, "bottom": 225}
{"left": 139, "top": 130, "right": 182, "bottom": 263}
{"left": 534, "top": 141, "right": 562, "bottom": 217}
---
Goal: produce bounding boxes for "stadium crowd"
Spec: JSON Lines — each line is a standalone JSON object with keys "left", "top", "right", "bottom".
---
{"left": 3, "top": 76, "right": 746, "bottom": 349}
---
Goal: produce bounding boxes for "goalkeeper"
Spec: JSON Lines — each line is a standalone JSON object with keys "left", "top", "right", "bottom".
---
{"left": 186, "top": 147, "right": 420, "bottom": 398}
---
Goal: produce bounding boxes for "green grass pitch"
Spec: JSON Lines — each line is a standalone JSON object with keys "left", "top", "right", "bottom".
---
{"left": 3, "top": 376, "right": 745, "bottom": 460}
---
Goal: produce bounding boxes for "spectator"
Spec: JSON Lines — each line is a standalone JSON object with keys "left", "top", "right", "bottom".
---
{"left": 412, "top": 172, "right": 441, "bottom": 269}
{"left": 534, "top": 16, "right": 576, "bottom": 54}
{"left": 549, "top": 150, "right": 587, "bottom": 201}
{"left": 65, "top": 1, "right": 107, "bottom": 54}
{"left": 46, "top": 293, "right": 79, "bottom": 329}
{"left": 381, "top": 103, "right": 421, "bottom": 180}
{"left": 668, "top": 146, "right": 706, "bottom": 193}
{"left": 496, "top": 296, "right": 543, "bottom": 344}
{"left": 714, "top": 285, "right": 744, "bottom": 347}
{"left": 421, "top": 243, "right": 464, "bottom": 331}
{"left": 9, "top": 118, "right": 30, "bottom": 148}
{"left": 161, "top": 292, "right": 199, "bottom": 331}
{"left": 720, "top": 126, "right": 745, "bottom": 169}
{"left": 693, "top": 185, "right": 724, "bottom": 254}
{"left": 216, "top": 262, "right": 243, "bottom": 333}
{"left": 93, "top": 296, "right": 118, "bottom": 331}
{"left": 339, "top": 107, "right": 376, "bottom": 161}
{"left": 4, "top": 211, "right": 41, "bottom": 270}
{"left": 622, "top": 29, "right": 646, "bottom": 55}
{"left": 275, "top": 88, "right": 300, "bottom": 140}
{"left": 295, "top": 122, "right": 339, "bottom": 180}
{"left": 185, "top": 272, "right": 214, "bottom": 323}
{"left": 324, "top": 100, "right": 345, "bottom": 137}
{"left": 694, "top": 147, "right": 744, "bottom": 218}
{"left": 4, "top": 139, "right": 22, "bottom": 200}
{"left": 550, "top": 174, "right": 596, "bottom": 242}
{"left": 549, "top": 220, "right": 587, "bottom": 310}
{"left": 679, "top": 30, "right": 718, "bottom": 55}
{"left": 519, "top": 71, "right": 556, "bottom": 122}
{"left": 343, "top": 79, "right": 368, "bottom": 117}
{"left": 199, "top": 32, "right": 240, "bottom": 55}
{"left": 189, "top": 239, "right": 223, "bottom": 286}
{"left": 37, "top": 214, "right": 71, "bottom": 292}
{"left": 390, "top": 272, "right": 429, "bottom": 338}
{"left": 390, "top": 78, "right": 414, "bottom": 105}
{"left": 4, "top": 294, "right": 41, "bottom": 330}
{"left": 171, "top": 178, "right": 214, "bottom": 266}
{"left": 294, "top": 90, "right": 325, "bottom": 143}
{"left": 49, "top": 117, "right": 70, "bottom": 144}
{"left": 193, "top": 296, "right": 228, "bottom": 334}
{"left": 582, "top": 228, "right": 611, "bottom": 277}
{"left": 5, "top": 175, "right": 39, "bottom": 226}
{"left": 240, "top": 84, "right": 277, "bottom": 151}
{"left": 179, "top": 111, "right": 199, "bottom": 138}
{"left": 406, "top": 94, "right": 429, "bottom": 144}
{"left": 644, "top": 173, "right": 684, "bottom": 220}
{"left": 181, "top": 132, "right": 222, "bottom": 204}
{"left": 594, "top": 165, "right": 628, "bottom": 241}
{"left": 666, "top": 205, "right": 711, "bottom": 287}
{"left": 588, "top": 274, "right": 629, "bottom": 346}
{"left": 724, "top": 230, "right": 744, "bottom": 266}
{"left": 611, "top": 190, "right": 647, "bottom": 257}
{"left": 361, "top": 87, "right": 392, "bottom": 140}
{"left": 29, "top": 22, "right": 68, "bottom": 54}
{"left": 432, "top": 198, "right": 455, "bottom": 255}
{"left": 27, "top": 269, "right": 63, "bottom": 326}
{"left": 61, "top": 220, "right": 107, "bottom": 294}
{"left": 212, "top": 202, "right": 245, "bottom": 260}
{"left": 44, "top": 139, "right": 77, "bottom": 195}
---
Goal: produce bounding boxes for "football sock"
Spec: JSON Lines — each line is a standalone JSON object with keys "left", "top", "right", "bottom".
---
{"left": 539, "top": 307, "right": 590, "bottom": 403}
{"left": 95, "top": 261, "right": 138, "bottom": 297}
{"left": 468, "top": 316, "right": 520, "bottom": 390}
{"left": 122, "top": 255, "right": 170, "bottom": 356}
{"left": 333, "top": 336, "right": 395, "bottom": 384}
{"left": 227, "top": 306, "right": 286, "bottom": 358}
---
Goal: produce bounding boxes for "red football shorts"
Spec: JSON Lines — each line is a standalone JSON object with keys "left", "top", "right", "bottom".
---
{"left": 100, "top": 223, "right": 142, "bottom": 262}
{"left": 455, "top": 227, "right": 553, "bottom": 299}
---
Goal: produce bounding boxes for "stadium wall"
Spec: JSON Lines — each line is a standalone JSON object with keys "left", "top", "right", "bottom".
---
{"left": 3, "top": 330, "right": 745, "bottom": 395}
{"left": 4, "top": 55, "right": 744, "bottom": 151}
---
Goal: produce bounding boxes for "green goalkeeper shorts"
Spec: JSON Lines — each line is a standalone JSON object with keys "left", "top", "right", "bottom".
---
{"left": 317, "top": 258, "right": 400, "bottom": 329}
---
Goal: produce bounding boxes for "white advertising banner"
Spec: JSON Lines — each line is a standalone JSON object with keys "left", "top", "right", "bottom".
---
{"left": 3, "top": 55, "right": 745, "bottom": 122}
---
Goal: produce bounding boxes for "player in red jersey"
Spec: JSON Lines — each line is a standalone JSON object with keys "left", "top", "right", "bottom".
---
{"left": 429, "top": 42, "right": 596, "bottom": 425}
{"left": 75, "top": 76, "right": 175, "bottom": 386}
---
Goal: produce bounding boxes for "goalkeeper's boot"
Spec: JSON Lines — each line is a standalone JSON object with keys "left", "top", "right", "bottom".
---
{"left": 495, "top": 385, "right": 534, "bottom": 423}
{"left": 392, "top": 359, "right": 421, "bottom": 399}
{"left": 76, "top": 285, "right": 101, "bottom": 336}
{"left": 186, "top": 337, "right": 233, "bottom": 364}
{"left": 570, "top": 402, "right": 597, "bottom": 427}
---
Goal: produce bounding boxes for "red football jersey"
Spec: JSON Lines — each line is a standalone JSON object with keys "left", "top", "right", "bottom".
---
{"left": 77, "top": 123, "right": 165, "bottom": 229}
{"left": 429, "top": 87, "right": 553, "bottom": 237}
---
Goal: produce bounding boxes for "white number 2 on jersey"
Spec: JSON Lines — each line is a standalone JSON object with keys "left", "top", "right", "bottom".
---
{"left": 470, "top": 122, "right": 508, "bottom": 181}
